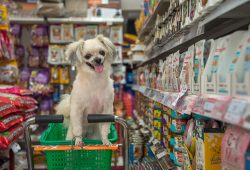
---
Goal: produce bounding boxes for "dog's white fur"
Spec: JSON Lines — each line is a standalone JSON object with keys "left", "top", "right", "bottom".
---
{"left": 56, "top": 35, "right": 115, "bottom": 146}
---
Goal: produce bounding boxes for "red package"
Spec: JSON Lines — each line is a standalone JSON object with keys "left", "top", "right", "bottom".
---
{"left": 0, "top": 86, "right": 33, "bottom": 96}
{"left": 20, "top": 112, "right": 35, "bottom": 120}
{"left": 0, "top": 102, "right": 19, "bottom": 118}
{"left": 0, "top": 93, "right": 37, "bottom": 109}
{"left": 0, "top": 114, "right": 23, "bottom": 132}
{"left": 0, "top": 124, "right": 24, "bottom": 149}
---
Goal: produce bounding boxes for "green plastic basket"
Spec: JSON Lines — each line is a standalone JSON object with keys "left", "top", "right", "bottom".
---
{"left": 40, "top": 123, "right": 117, "bottom": 170}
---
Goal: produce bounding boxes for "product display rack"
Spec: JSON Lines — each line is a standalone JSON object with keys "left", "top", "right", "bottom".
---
{"left": 138, "top": 0, "right": 250, "bottom": 67}
{"left": 132, "top": 0, "right": 250, "bottom": 169}
{"left": 138, "top": 0, "right": 170, "bottom": 41}
{"left": 133, "top": 85, "right": 250, "bottom": 131}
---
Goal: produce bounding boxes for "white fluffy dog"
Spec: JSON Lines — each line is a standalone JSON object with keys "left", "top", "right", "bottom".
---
{"left": 56, "top": 35, "right": 115, "bottom": 146}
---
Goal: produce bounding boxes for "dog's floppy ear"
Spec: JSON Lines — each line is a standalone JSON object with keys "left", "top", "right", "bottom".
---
{"left": 65, "top": 39, "right": 84, "bottom": 64}
{"left": 96, "top": 34, "right": 116, "bottom": 60}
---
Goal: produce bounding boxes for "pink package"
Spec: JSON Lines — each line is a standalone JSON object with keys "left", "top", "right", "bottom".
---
{"left": 221, "top": 126, "right": 250, "bottom": 170}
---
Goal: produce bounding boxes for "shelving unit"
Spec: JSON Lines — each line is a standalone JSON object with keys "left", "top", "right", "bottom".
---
{"left": 138, "top": 0, "right": 250, "bottom": 67}
{"left": 9, "top": 16, "right": 124, "bottom": 24}
{"left": 133, "top": 85, "right": 250, "bottom": 131}
{"left": 138, "top": 0, "right": 170, "bottom": 41}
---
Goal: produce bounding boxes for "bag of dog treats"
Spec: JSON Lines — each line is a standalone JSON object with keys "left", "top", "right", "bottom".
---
{"left": 22, "top": 112, "right": 35, "bottom": 121}
{"left": 10, "top": 24, "right": 22, "bottom": 45}
{"left": 0, "top": 124, "right": 23, "bottom": 149}
{"left": 0, "top": 114, "right": 23, "bottom": 132}
{"left": 0, "top": 102, "right": 19, "bottom": 118}
{"left": 31, "top": 25, "right": 49, "bottom": 47}
{"left": 0, "top": 86, "right": 33, "bottom": 96}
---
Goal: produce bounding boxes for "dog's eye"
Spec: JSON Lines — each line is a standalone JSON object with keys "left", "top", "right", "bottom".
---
{"left": 99, "top": 50, "right": 105, "bottom": 56}
{"left": 85, "top": 54, "right": 92, "bottom": 59}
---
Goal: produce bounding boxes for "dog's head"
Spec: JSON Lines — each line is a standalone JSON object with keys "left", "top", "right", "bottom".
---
{"left": 65, "top": 35, "right": 115, "bottom": 74}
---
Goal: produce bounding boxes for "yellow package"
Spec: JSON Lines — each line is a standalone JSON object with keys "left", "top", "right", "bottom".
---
{"left": 196, "top": 129, "right": 224, "bottom": 170}
{"left": 50, "top": 67, "right": 60, "bottom": 84}
{"left": 59, "top": 66, "right": 70, "bottom": 84}
{"left": 204, "top": 130, "right": 223, "bottom": 170}
{"left": 0, "top": 4, "right": 8, "bottom": 30}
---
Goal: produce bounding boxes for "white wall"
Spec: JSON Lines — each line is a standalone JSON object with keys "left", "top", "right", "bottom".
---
{"left": 121, "top": 0, "right": 142, "bottom": 11}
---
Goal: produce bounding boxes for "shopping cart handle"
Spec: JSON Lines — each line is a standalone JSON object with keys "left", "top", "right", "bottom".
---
{"left": 35, "top": 115, "right": 64, "bottom": 124}
{"left": 87, "top": 114, "right": 115, "bottom": 123}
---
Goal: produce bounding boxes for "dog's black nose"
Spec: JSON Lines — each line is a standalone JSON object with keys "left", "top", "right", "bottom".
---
{"left": 94, "top": 58, "right": 102, "bottom": 64}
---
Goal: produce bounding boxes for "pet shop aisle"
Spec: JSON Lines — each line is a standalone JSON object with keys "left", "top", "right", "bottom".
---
{"left": 129, "top": 0, "right": 250, "bottom": 169}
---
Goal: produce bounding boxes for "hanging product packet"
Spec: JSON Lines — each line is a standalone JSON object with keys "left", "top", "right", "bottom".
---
{"left": 74, "top": 25, "right": 86, "bottom": 41}
{"left": 0, "top": 114, "right": 23, "bottom": 132}
{"left": 62, "top": 24, "right": 74, "bottom": 42}
{"left": 0, "top": 124, "right": 23, "bottom": 149}
{"left": 28, "top": 47, "right": 40, "bottom": 67}
{"left": 50, "top": 24, "right": 62, "bottom": 43}
{"left": 10, "top": 24, "right": 21, "bottom": 45}
{"left": 0, "top": 31, "right": 14, "bottom": 61}
{"left": 19, "top": 68, "right": 31, "bottom": 89}
{"left": 15, "top": 45, "right": 25, "bottom": 67}
{"left": 31, "top": 25, "right": 49, "bottom": 47}
{"left": 48, "top": 45, "right": 62, "bottom": 64}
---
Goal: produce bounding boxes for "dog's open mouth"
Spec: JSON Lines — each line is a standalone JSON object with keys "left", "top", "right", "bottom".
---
{"left": 86, "top": 62, "right": 104, "bottom": 73}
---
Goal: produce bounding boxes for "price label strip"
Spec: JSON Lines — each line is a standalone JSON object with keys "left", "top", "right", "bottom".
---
{"left": 224, "top": 99, "right": 248, "bottom": 124}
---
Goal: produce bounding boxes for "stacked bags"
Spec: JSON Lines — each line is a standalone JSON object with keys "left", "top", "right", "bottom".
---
{"left": 0, "top": 86, "right": 37, "bottom": 149}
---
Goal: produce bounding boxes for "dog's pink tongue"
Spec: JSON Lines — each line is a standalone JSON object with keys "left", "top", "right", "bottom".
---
{"left": 94, "top": 65, "right": 104, "bottom": 73}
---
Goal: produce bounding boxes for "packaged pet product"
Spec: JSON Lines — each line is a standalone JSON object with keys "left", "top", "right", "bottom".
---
{"left": 170, "top": 149, "right": 184, "bottom": 167}
{"left": 156, "top": 60, "right": 164, "bottom": 90}
{"left": 0, "top": 86, "right": 32, "bottom": 96}
{"left": 172, "top": 51, "right": 180, "bottom": 92}
{"left": 40, "top": 47, "right": 49, "bottom": 68}
{"left": 15, "top": 45, "right": 25, "bottom": 67}
{"left": 0, "top": 102, "right": 19, "bottom": 118}
{"left": 98, "top": 24, "right": 110, "bottom": 38}
{"left": 19, "top": 68, "right": 31, "bottom": 88}
{"left": 59, "top": 67, "right": 70, "bottom": 84}
{"left": 217, "top": 31, "right": 246, "bottom": 95}
{"left": 0, "top": 31, "right": 14, "bottom": 61}
{"left": 40, "top": 97, "right": 53, "bottom": 115}
{"left": 203, "top": 36, "right": 227, "bottom": 94}
{"left": 193, "top": 40, "right": 206, "bottom": 95}
{"left": 110, "top": 25, "right": 123, "bottom": 44}
{"left": 50, "top": 66, "right": 60, "bottom": 84}
{"left": 0, "top": 114, "right": 23, "bottom": 132}
{"left": 84, "top": 25, "right": 98, "bottom": 40}
{"left": 201, "top": 39, "right": 215, "bottom": 94}
{"left": 170, "top": 135, "right": 185, "bottom": 151}
{"left": 197, "top": 128, "right": 224, "bottom": 170}
{"left": 170, "top": 117, "right": 187, "bottom": 134}
{"left": 181, "top": 0, "right": 190, "bottom": 28}
{"left": 0, "top": 4, "right": 8, "bottom": 31}
{"left": 0, "top": 125, "right": 23, "bottom": 149}
{"left": 48, "top": 45, "right": 62, "bottom": 64}
{"left": 74, "top": 25, "right": 86, "bottom": 41}
{"left": 221, "top": 126, "right": 250, "bottom": 170}
{"left": 31, "top": 25, "right": 49, "bottom": 47}
{"left": 62, "top": 24, "right": 74, "bottom": 42}
{"left": 180, "top": 45, "right": 194, "bottom": 94}
{"left": 10, "top": 24, "right": 21, "bottom": 45}
{"left": 201, "top": 0, "right": 223, "bottom": 14}
{"left": 50, "top": 24, "right": 62, "bottom": 43}
{"left": 0, "top": 60, "right": 18, "bottom": 84}
{"left": 233, "top": 27, "right": 250, "bottom": 96}
{"left": 28, "top": 47, "right": 40, "bottom": 67}
{"left": 189, "top": 0, "right": 197, "bottom": 22}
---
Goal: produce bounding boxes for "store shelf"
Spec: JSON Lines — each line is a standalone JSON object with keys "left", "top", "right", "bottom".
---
{"left": 112, "top": 59, "right": 144, "bottom": 65}
{"left": 138, "top": 0, "right": 170, "bottom": 41}
{"left": 9, "top": 16, "right": 124, "bottom": 24}
{"left": 133, "top": 85, "right": 250, "bottom": 131}
{"left": 139, "top": 0, "right": 250, "bottom": 67}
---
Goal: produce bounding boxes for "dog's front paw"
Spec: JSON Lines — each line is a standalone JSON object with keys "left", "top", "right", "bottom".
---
{"left": 102, "top": 138, "right": 112, "bottom": 146}
{"left": 75, "top": 137, "right": 84, "bottom": 146}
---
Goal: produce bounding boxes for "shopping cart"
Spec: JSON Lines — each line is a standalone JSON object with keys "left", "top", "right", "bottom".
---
{"left": 23, "top": 114, "right": 129, "bottom": 170}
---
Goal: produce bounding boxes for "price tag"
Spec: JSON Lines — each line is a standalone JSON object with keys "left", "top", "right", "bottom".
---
{"left": 156, "top": 151, "right": 167, "bottom": 159}
{"left": 162, "top": 95, "right": 168, "bottom": 106}
{"left": 203, "top": 101, "right": 215, "bottom": 112}
{"left": 224, "top": 99, "right": 247, "bottom": 124}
